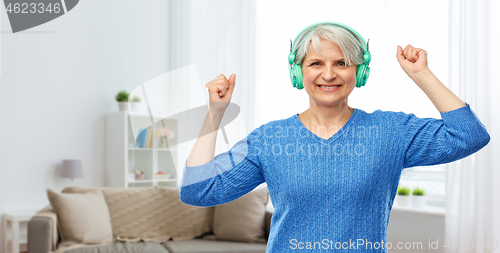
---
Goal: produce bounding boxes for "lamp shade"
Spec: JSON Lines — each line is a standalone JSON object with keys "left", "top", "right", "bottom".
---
{"left": 60, "top": 159, "right": 84, "bottom": 179}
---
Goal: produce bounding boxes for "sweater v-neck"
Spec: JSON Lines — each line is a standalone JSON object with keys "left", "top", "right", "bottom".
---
{"left": 292, "top": 108, "right": 359, "bottom": 143}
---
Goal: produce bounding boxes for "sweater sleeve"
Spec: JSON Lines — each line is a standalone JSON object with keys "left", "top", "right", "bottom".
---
{"left": 179, "top": 127, "right": 265, "bottom": 207}
{"left": 392, "top": 103, "right": 490, "bottom": 169}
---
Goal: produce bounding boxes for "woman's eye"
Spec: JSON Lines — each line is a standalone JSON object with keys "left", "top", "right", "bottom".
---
{"left": 338, "top": 61, "right": 346, "bottom": 67}
{"left": 310, "top": 62, "right": 320, "bottom": 66}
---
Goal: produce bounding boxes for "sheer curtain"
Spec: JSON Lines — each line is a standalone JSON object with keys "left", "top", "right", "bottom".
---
{"left": 445, "top": 0, "right": 500, "bottom": 252}
{"left": 167, "top": 0, "right": 257, "bottom": 184}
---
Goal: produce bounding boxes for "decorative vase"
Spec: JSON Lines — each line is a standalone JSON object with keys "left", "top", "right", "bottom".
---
{"left": 396, "top": 195, "right": 410, "bottom": 206}
{"left": 117, "top": 102, "right": 128, "bottom": 111}
{"left": 158, "top": 137, "right": 168, "bottom": 149}
{"left": 130, "top": 102, "right": 142, "bottom": 111}
{"left": 411, "top": 195, "right": 426, "bottom": 208}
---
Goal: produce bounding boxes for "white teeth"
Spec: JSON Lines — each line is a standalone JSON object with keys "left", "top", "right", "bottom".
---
{"left": 319, "top": 85, "right": 339, "bottom": 89}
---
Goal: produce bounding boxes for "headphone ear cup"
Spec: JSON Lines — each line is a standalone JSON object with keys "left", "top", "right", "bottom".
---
{"left": 356, "top": 64, "right": 369, "bottom": 88}
{"left": 289, "top": 67, "right": 298, "bottom": 88}
{"left": 363, "top": 66, "right": 370, "bottom": 87}
{"left": 291, "top": 65, "right": 303, "bottom": 89}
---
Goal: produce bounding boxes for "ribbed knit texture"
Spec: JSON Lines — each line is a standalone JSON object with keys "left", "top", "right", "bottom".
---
{"left": 180, "top": 103, "right": 490, "bottom": 252}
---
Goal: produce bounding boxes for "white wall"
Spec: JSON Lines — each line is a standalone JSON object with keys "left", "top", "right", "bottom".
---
{"left": 0, "top": 0, "right": 170, "bottom": 250}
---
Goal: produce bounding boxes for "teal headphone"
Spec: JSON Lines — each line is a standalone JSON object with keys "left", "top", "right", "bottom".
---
{"left": 288, "top": 21, "right": 371, "bottom": 89}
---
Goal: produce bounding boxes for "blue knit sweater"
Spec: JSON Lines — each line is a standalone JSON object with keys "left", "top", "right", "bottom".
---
{"left": 179, "top": 103, "right": 490, "bottom": 252}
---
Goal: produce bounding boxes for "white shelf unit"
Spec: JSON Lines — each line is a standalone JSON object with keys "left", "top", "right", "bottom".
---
{"left": 106, "top": 111, "right": 179, "bottom": 188}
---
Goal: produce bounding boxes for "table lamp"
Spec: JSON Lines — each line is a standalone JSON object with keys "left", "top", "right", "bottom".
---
{"left": 61, "top": 159, "right": 84, "bottom": 185}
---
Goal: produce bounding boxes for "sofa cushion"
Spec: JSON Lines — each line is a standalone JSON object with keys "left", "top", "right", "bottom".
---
{"left": 162, "top": 238, "right": 267, "bottom": 253}
{"left": 62, "top": 186, "right": 214, "bottom": 242}
{"left": 46, "top": 188, "right": 113, "bottom": 246}
{"left": 203, "top": 185, "right": 269, "bottom": 243}
{"left": 58, "top": 241, "right": 169, "bottom": 253}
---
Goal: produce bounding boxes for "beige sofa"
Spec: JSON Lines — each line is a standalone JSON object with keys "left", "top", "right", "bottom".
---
{"left": 27, "top": 185, "right": 272, "bottom": 253}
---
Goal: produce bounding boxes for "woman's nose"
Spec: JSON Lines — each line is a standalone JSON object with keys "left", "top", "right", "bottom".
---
{"left": 322, "top": 66, "right": 337, "bottom": 81}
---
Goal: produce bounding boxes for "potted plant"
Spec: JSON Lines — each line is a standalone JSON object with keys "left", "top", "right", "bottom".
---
{"left": 131, "top": 95, "right": 142, "bottom": 111}
{"left": 115, "top": 90, "right": 129, "bottom": 111}
{"left": 411, "top": 187, "right": 426, "bottom": 208}
{"left": 396, "top": 186, "right": 410, "bottom": 206}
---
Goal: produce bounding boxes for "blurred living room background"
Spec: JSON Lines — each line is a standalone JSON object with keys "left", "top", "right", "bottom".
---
{"left": 1, "top": 0, "right": 498, "bottom": 252}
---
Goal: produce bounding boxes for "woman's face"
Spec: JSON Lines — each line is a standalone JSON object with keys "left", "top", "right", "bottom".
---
{"left": 301, "top": 39, "right": 357, "bottom": 107}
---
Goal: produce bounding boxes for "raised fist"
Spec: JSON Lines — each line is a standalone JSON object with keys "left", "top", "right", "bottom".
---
{"left": 396, "top": 44, "right": 428, "bottom": 78}
{"left": 206, "top": 73, "right": 236, "bottom": 113}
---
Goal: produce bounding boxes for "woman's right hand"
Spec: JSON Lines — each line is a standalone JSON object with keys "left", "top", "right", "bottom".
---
{"left": 206, "top": 73, "right": 236, "bottom": 113}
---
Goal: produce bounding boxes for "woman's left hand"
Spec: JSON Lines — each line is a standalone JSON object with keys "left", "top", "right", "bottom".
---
{"left": 396, "top": 44, "right": 428, "bottom": 78}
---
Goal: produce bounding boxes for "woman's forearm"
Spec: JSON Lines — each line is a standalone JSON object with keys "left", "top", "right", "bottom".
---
{"left": 186, "top": 110, "right": 225, "bottom": 167}
{"left": 411, "top": 68, "right": 466, "bottom": 113}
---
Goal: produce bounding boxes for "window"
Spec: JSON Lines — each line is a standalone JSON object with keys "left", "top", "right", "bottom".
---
{"left": 400, "top": 166, "right": 446, "bottom": 207}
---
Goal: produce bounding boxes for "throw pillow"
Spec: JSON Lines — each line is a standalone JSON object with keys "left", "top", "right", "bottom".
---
{"left": 203, "top": 185, "right": 269, "bottom": 243}
{"left": 46, "top": 188, "right": 114, "bottom": 246}
{"left": 62, "top": 186, "right": 215, "bottom": 242}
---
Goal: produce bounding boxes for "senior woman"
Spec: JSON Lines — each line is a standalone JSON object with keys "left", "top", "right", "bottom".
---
{"left": 179, "top": 22, "right": 490, "bottom": 252}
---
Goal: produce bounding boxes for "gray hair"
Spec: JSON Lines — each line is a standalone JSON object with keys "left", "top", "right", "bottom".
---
{"left": 294, "top": 25, "right": 364, "bottom": 67}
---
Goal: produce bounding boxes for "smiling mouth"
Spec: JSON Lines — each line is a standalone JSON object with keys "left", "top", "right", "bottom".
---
{"left": 317, "top": 84, "right": 341, "bottom": 89}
